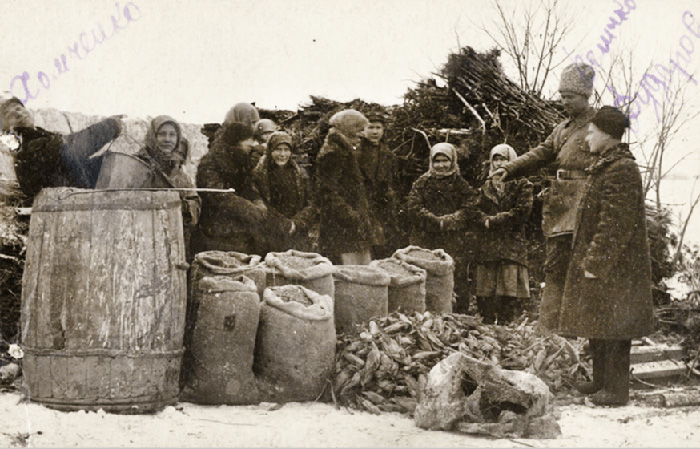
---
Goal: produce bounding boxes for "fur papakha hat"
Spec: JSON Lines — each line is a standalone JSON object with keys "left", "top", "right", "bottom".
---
{"left": 559, "top": 63, "right": 595, "bottom": 97}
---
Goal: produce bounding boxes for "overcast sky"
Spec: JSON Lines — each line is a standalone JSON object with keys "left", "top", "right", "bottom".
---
{"left": 2, "top": 0, "right": 699, "bottom": 237}
{"left": 0, "top": 1, "right": 698, "bottom": 172}
{"left": 1, "top": 0, "right": 697, "bottom": 121}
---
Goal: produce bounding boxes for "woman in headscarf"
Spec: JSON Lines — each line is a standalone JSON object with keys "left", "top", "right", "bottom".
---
{"left": 475, "top": 144, "right": 534, "bottom": 324}
{"left": 559, "top": 106, "right": 654, "bottom": 406}
{"left": 223, "top": 103, "right": 260, "bottom": 131}
{"left": 316, "top": 109, "right": 374, "bottom": 265}
{"left": 135, "top": 115, "right": 201, "bottom": 262}
{"left": 252, "top": 131, "right": 316, "bottom": 252}
{"left": 406, "top": 142, "right": 478, "bottom": 312}
{"left": 194, "top": 121, "right": 267, "bottom": 255}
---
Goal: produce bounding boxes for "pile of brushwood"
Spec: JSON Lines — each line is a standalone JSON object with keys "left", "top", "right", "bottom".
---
{"left": 333, "top": 312, "right": 586, "bottom": 416}
{"left": 656, "top": 240, "right": 700, "bottom": 371}
{"left": 0, "top": 182, "right": 27, "bottom": 346}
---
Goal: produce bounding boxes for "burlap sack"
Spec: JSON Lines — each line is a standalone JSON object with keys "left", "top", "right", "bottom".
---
{"left": 183, "top": 251, "right": 265, "bottom": 386}
{"left": 181, "top": 275, "right": 261, "bottom": 405}
{"left": 191, "top": 251, "right": 266, "bottom": 294}
{"left": 333, "top": 265, "right": 391, "bottom": 334}
{"left": 393, "top": 245, "right": 455, "bottom": 314}
{"left": 369, "top": 258, "right": 427, "bottom": 313}
{"left": 263, "top": 249, "right": 335, "bottom": 299}
{"left": 254, "top": 285, "right": 335, "bottom": 402}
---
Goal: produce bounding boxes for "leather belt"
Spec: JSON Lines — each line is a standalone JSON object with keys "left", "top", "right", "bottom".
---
{"left": 556, "top": 169, "right": 587, "bottom": 180}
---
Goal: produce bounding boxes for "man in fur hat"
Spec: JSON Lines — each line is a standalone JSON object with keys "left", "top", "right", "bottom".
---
{"left": 491, "top": 63, "right": 598, "bottom": 332}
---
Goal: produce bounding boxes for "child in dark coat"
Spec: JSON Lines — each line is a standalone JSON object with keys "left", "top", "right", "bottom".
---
{"left": 406, "top": 143, "right": 478, "bottom": 312}
{"left": 475, "top": 144, "right": 533, "bottom": 324}
{"left": 252, "top": 131, "right": 316, "bottom": 252}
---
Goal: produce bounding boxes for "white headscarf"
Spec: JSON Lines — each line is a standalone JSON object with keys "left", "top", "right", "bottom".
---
{"left": 428, "top": 143, "right": 459, "bottom": 178}
{"left": 488, "top": 143, "right": 518, "bottom": 177}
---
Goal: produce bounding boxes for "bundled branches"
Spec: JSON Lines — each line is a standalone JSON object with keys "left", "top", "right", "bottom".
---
{"left": 441, "top": 47, "right": 565, "bottom": 153}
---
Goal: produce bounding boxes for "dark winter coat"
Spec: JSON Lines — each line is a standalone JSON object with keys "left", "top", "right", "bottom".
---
{"left": 14, "top": 118, "right": 121, "bottom": 202}
{"left": 195, "top": 123, "right": 266, "bottom": 254}
{"left": 317, "top": 129, "right": 374, "bottom": 254}
{"left": 357, "top": 138, "right": 399, "bottom": 246}
{"left": 252, "top": 155, "right": 317, "bottom": 252}
{"left": 253, "top": 156, "right": 315, "bottom": 229}
{"left": 135, "top": 148, "right": 200, "bottom": 220}
{"left": 558, "top": 143, "right": 655, "bottom": 339}
{"left": 476, "top": 178, "right": 533, "bottom": 265}
{"left": 406, "top": 171, "right": 478, "bottom": 261}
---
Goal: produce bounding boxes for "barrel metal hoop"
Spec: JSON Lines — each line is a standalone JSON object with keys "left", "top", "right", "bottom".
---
{"left": 22, "top": 347, "right": 184, "bottom": 358}
{"left": 32, "top": 200, "right": 182, "bottom": 212}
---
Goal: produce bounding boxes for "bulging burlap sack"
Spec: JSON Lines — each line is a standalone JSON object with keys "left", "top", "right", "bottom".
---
{"left": 191, "top": 251, "right": 266, "bottom": 294}
{"left": 254, "top": 285, "right": 335, "bottom": 402}
{"left": 264, "top": 249, "right": 335, "bottom": 299}
{"left": 393, "top": 246, "right": 455, "bottom": 314}
{"left": 333, "top": 265, "right": 391, "bottom": 334}
{"left": 183, "top": 251, "right": 265, "bottom": 386}
{"left": 181, "top": 275, "right": 261, "bottom": 405}
{"left": 369, "top": 258, "right": 427, "bottom": 313}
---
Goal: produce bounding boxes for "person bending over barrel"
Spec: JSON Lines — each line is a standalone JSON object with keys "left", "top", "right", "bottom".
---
{"left": 0, "top": 97, "right": 123, "bottom": 205}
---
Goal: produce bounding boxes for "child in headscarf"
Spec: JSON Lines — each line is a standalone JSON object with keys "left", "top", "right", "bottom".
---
{"left": 406, "top": 142, "right": 478, "bottom": 312}
{"left": 252, "top": 131, "right": 316, "bottom": 252}
{"left": 475, "top": 143, "right": 533, "bottom": 323}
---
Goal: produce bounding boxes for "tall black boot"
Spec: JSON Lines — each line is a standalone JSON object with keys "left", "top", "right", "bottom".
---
{"left": 500, "top": 296, "right": 523, "bottom": 324}
{"left": 575, "top": 338, "right": 605, "bottom": 394}
{"left": 592, "top": 339, "right": 631, "bottom": 406}
{"left": 476, "top": 296, "right": 497, "bottom": 324}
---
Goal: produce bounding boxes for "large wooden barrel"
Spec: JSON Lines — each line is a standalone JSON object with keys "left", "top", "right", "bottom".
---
{"left": 20, "top": 188, "right": 187, "bottom": 413}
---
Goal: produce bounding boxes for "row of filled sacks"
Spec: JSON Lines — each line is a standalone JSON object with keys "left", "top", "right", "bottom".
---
{"left": 186, "top": 247, "right": 457, "bottom": 337}
{"left": 178, "top": 247, "right": 456, "bottom": 405}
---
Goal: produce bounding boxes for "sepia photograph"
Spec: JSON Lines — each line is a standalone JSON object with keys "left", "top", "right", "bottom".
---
{"left": 1, "top": 0, "right": 700, "bottom": 446}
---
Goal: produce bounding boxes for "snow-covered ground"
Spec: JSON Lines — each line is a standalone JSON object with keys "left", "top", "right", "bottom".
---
{"left": 1, "top": 392, "right": 699, "bottom": 448}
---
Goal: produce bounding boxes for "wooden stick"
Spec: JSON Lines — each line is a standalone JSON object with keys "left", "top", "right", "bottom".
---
{"left": 453, "top": 90, "right": 486, "bottom": 134}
